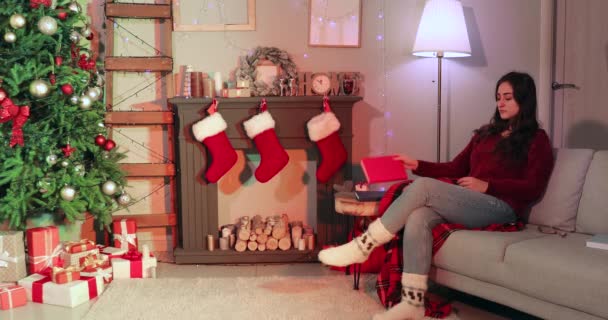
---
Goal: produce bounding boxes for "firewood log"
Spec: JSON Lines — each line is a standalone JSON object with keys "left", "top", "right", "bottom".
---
{"left": 251, "top": 214, "right": 265, "bottom": 235}
{"left": 235, "top": 240, "right": 247, "bottom": 252}
{"left": 278, "top": 236, "right": 292, "bottom": 251}
{"left": 266, "top": 237, "right": 278, "bottom": 250}
{"left": 258, "top": 243, "right": 266, "bottom": 251}
{"left": 256, "top": 233, "right": 268, "bottom": 244}
{"left": 247, "top": 240, "right": 258, "bottom": 251}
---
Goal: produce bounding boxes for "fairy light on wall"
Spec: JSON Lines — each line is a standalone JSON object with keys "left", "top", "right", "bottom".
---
{"left": 377, "top": 0, "right": 390, "bottom": 155}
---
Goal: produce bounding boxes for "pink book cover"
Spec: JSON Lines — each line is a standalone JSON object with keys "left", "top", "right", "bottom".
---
{"left": 361, "top": 155, "right": 408, "bottom": 184}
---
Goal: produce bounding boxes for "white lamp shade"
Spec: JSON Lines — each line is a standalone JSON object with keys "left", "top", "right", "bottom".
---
{"left": 412, "top": 0, "right": 471, "bottom": 58}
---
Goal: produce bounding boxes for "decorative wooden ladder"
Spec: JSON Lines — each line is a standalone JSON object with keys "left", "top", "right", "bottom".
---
{"left": 103, "top": 1, "right": 177, "bottom": 257}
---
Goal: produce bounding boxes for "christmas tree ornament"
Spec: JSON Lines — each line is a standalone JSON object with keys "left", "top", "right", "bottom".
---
{"left": 49, "top": 74, "right": 56, "bottom": 85}
{"left": 61, "top": 144, "right": 76, "bottom": 157}
{"left": 61, "top": 84, "right": 74, "bottom": 95}
{"left": 94, "top": 72, "right": 105, "bottom": 87}
{"left": 30, "top": 0, "right": 52, "bottom": 8}
{"left": 9, "top": 14, "right": 26, "bottom": 29}
{"left": 0, "top": 89, "right": 6, "bottom": 101}
{"left": 192, "top": 99, "right": 237, "bottom": 183}
{"left": 95, "top": 134, "right": 106, "bottom": 146}
{"left": 117, "top": 192, "right": 131, "bottom": 206}
{"left": 3, "top": 32, "right": 17, "bottom": 43}
{"left": 86, "top": 87, "right": 102, "bottom": 101}
{"left": 79, "top": 95, "right": 92, "bottom": 109}
{"left": 57, "top": 10, "right": 68, "bottom": 21}
{"left": 38, "top": 16, "right": 58, "bottom": 35}
{"left": 306, "top": 97, "right": 347, "bottom": 182}
{"left": 69, "top": 31, "right": 80, "bottom": 43}
{"left": 29, "top": 80, "right": 51, "bottom": 98}
{"left": 60, "top": 159, "right": 70, "bottom": 168}
{"left": 81, "top": 26, "right": 92, "bottom": 39}
{"left": 104, "top": 139, "right": 116, "bottom": 151}
{"left": 73, "top": 163, "right": 85, "bottom": 176}
{"left": 69, "top": 95, "right": 79, "bottom": 105}
{"left": 67, "top": 1, "right": 81, "bottom": 13}
{"left": 60, "top": 186, "right": 76, "bottom": 201}
{"left": 102, "top": 151, "right": 110, "bottom": 159}
{"left": 102, "top": 180, "right": 118, "bottom": 195}
{"left": 55, "top": 56, "right": 63, "bottom": 66}
{"left": 243, "top": 99, "right": 289, "bottom": 183}
{"left": 46, "top": 154, "right": 58, "bottom": 165}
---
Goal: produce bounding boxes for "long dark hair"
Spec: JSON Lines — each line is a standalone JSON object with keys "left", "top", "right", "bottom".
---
{"left": 475, "top": 71, "right": 540, "bottom": 163}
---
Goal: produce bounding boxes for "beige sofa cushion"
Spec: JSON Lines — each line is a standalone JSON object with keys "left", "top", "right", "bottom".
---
{"left": 576, "top": 151, "right": 608, "bottom": 234}
{"left": 431, "top": 226, "right": 547, "bottom": 286}
{"left": 526, "top": 149, "right": 594, "bottom": 231}
{"left": 503, "top": 233, "right": 608, "bottom": 319}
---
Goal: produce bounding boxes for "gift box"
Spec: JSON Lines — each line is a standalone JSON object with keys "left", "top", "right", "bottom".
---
{"left": 60, "top": 248, "right": 100, "bottom": 268}
{"left": 0, "top": 283, "right": 27, "bottom": 310}
{"left": 113, "top": 218, "right": 138, "bottom": 250}
{"left": 97, "top": 245, "right": 127, "bottom": 258}
{"left": 80, "top": 261, "right": 112, "bottom": 285}
{"left": 18, "top": 273, "right": 104, "bottom": 308}
{"left": 0, "top": 231, "right": 27, "bottom": 282}
{"left": 64, "top": 239, "right": 96, "bottom": 254}
{"left": 51, "top": 266, "right": 81, "bottom": 284}
{"left": 111, "top": 245, "right": 157, "bottom": 279}
{"left": 26, "top": 226, "right": 61, "bottom": 274}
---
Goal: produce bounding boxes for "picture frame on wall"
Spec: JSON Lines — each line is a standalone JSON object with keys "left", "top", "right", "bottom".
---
{"left": 308, "top": 0, "right": 362, "bottom": 47}
{"left": 173, "top": 0, "right": 256, "bottom": 32}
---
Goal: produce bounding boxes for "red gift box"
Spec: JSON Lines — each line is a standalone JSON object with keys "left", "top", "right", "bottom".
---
{"left": 50, "top": 266, "right": 81, "bottom": 284}
{"left": 64, "top": 239, "right": 96, "bottom": 254}
{"left": 0, "top": 284, "right": 27, "bottom": 310}
{"left": 112, "top": 219, "right": 138, "bottom": 250}
{"left": 81, "top": 261, "right": 113, "bottom": 285}
{"left": 26, "top": 226, "right": 61, "bottom": 274}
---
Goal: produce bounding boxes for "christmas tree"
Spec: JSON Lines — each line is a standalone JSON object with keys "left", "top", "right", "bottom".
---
{"left": 0, "top": 0, "right": 128, "bottom": 229}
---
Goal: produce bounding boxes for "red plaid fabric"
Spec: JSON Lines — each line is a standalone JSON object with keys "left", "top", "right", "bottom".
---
{"left": 375, "top": 180, "right": 524, "bottom": 317}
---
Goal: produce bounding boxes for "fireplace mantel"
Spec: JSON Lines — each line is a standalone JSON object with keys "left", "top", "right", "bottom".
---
{"left": 169, "top": 96, "right": 361, "bottom": 264}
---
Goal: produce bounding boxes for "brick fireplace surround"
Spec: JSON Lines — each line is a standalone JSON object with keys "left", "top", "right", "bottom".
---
{"left": 168, "top": 96, "right": 361, "bottom": 264}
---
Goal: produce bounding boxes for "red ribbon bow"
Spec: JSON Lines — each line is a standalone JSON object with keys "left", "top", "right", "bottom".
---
{"left": 259, "top": 99, "right": 268, "bottom": 112}
{"left": 207, "top": 98, "right": 218, "bottom": 114}
{"left": 121, "top": 249, "right": 143, "bottom": 261}
{"left": 322, "top": 96, "right": 331, "bottom": 112}
{"left": 0, "top": 92, "right": 30, "bottom": 147}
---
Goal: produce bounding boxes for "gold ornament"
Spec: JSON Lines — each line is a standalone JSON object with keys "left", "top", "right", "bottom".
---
{"left": 29, "top": 80, "right": 51, "bottom": 98}
{"left": 86, "top": 87, "right": 102, "bottom": 101}
{"left": 60, "top": 186, "right": 76, "bottom": 201}
{"left": 79, "top": 95, "right": 92, "bottom": 109}
{"left": 9, "top": 14, "right": 26, "bottom": 29}
{"left": 38, "top": 16, "right": 58, "bottom": 36}
{"left": 67, "top": 1, "right": 81, "bottom": 13}
{"left": 60, "top": 159, "right": 70, "bottom": 167}
{"left": 69, "top": 30, "right": 80, "bottom": 43}
{"left": 102, "top": 180, "right": 118, "bottom": 195}
{"left": 3, "top": 32, "right": 17, "bottom": 43}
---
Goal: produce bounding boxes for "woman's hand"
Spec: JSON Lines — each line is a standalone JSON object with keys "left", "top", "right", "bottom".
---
{"left": 394, "top": 154, "right": 419, "bottom": 170}
{"left": 456, "top": 177, "right": 489, "bottom": 193}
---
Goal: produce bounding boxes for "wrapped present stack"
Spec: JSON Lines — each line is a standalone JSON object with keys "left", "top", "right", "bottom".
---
{"left": 0, "top": 231, "right": 27, "bottom": 282}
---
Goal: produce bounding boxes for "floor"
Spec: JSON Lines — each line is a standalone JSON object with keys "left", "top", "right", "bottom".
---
{"left": 2, "top": 262, "right": 540, "bottom": 320}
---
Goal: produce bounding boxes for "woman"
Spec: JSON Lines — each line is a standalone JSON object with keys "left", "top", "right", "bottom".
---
{"left": 318, "top": 71, "right": 554, "bottom": 320}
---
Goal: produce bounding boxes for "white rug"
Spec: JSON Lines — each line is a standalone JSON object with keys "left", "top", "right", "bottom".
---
{"left": 83, "top": 275, "right": 386, "bottom": 320}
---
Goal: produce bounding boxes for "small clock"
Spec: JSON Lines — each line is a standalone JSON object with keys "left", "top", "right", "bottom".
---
{"left": 310, "top": 73, "right": 332, "bottom": 95}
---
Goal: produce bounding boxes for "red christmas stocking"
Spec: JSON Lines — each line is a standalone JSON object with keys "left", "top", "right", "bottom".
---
{"left": 192, "top": 100, "right": 237, "bottom": 183}
{"left": 243, "top": 100, "right": 289, "bottom": 183}
{"left": 307, "top": 97, "right": 347, "bottom": 182}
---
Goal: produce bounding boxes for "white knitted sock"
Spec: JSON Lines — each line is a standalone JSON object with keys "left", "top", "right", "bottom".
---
{"left": 318, "top": 219, "right": 393, "bottom": 267}
{"left": 373, "top": 273, "right": 427, "bottom": 320}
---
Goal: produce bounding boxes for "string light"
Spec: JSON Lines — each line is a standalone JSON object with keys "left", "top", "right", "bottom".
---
{"left": 378, "top": 0, "right": 389, "bottom": 154}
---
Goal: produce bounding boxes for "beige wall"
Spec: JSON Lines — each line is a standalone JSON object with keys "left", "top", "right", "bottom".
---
{"left": 173, "top": 0, "right": 543, "bottom": 163}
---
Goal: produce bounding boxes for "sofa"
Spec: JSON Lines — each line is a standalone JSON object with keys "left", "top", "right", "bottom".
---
{"left": 429, "top": 149, "right": 608, "bottom": 320}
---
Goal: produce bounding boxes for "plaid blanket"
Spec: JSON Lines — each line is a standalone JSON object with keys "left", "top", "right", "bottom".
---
{"left": 374, "top": 180, "right": 523, "bottom": 318}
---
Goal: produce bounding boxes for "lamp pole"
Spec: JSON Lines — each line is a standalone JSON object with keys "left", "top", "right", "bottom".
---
{"left": 436, "top": 52, "right": 443, "bottom": 163}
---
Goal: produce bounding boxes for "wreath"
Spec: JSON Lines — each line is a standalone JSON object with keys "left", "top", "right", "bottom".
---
{"left": 235, "top": 46, "right": 298, "bottom": 96}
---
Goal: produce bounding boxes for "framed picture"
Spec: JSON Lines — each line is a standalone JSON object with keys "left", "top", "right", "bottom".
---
{"left": 173, "top": 0, "right": 256, "bottom": 32}
{"left": 308, "top": 0, "right": 362, "bottom": 47}
{"left": 255, "top": 60, "right": 280, "bottom": 88}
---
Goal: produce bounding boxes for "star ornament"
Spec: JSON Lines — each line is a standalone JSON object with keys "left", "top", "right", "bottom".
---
{"left": 61, "top": 144, "right": 76, "bottom": 157}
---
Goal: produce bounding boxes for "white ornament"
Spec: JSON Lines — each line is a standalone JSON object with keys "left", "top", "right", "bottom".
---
{"left": 69, "top": 31, "right": 81, "bottom": 43}
{"left": 102, "top": 180, "right": 118, "bottom": 195}
{"left": 69, "top": 95, "right": 79, "bottom": 105}
{"left": 79, "top": 95, "right": 92, "bottom": 109}
{"left": 46, "top": 154, "right": 58, "bottom": 165}
{"left": 117, "top": 193, "right": 131, "bottom": 206}
{"left": 9, "top": 14, "right": 26, "bottom": 29}
{"left": 60, "top": 186, "right": 76, "bottom": 201}
{"left": 4, "top": 32, "right": 17, "bottom": 43}
{"left": 29, "top": 80, "right": 51, "bottom": 98}
{"left": 60, "top": 159, "right": 70, "bottom": 168}
{"left": 38, "top": 16, "right": 58, "bottom": 36}
{"left": 86, "top": 87, "right": 102, "bottom": 101}
{"left": 67, "top": 1, "right": 81, "bottom": 13}
{"left": 81, "top": 26, "right": 92, "bottom": 39}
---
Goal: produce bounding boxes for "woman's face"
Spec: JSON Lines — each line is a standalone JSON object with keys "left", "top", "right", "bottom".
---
{"left": 496, "top": 82, "right": 520, "bottom": 120}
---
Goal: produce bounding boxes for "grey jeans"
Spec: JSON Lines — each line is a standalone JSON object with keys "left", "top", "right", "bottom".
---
{"left": 379, "top": 177, "right": 516, "bottom": 275}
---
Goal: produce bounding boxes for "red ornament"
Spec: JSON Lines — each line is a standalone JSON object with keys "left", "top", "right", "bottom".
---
{"left": 29, "top": 0, "right": 51, "bottom": 8}
{"left": 61, "top": 84, "right": 74, "bottom": 95}
{"left": 55, "top": 56, "right": 63, "bottom": 66}
{"left": 57, "top": 11, "right": 68, "bottom": 21}
{"left": 61, "top": 144, "right": 76, "bottom": 157}
{"left": 95, "top": 134, "right": 106, "bottom": 146}
{"left": 103, "top": 139, "right": 116, "bottom": 151}
{"left": 86, "top": 32, "right": 94, "bottom": 41}
{"left": 0, "top": 88, "right": 7, "bottom": 101}
{"left": 49, "top": 74, "right": 56, "bottom": 85}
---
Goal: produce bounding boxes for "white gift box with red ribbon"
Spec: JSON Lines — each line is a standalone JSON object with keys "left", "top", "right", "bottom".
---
{"left": 18, "top": 273, "right": 104, "bottom": 308}
{"left": 111, "top": 245, "right": 157, "bottom": 279}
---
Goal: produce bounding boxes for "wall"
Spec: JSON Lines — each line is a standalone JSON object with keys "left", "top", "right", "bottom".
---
{"left": 173, "top": 0, "right": 542, "bottom": 164}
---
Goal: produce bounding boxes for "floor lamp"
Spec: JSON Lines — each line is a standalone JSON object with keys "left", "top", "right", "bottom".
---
{"left": 412, "top": 0, "right": 471, "bottom": 162}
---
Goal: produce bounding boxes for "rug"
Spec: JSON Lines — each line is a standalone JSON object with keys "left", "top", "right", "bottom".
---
{"left": 82, "top": 275, "right": 386, "bottom": 320}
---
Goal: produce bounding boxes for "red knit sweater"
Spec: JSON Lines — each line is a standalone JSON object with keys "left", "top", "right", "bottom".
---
{"left": 413, "top": 129, "right": 554, "bottom": 217}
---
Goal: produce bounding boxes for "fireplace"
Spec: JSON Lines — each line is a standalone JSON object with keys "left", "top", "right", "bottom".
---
{"left": 168, "top": 96, "right": 361, "bottom": 264}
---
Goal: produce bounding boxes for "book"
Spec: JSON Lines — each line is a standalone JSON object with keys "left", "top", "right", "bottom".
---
{"left": 361, "top": 155, "right": 408, "bottom": 184}
{"left": 355, "top": 191, "right": 386, "bottom": 202}
{"left": 586, "top": 234, "right": 608, "bottom": 250}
